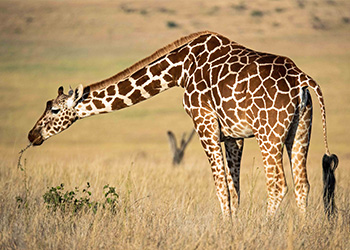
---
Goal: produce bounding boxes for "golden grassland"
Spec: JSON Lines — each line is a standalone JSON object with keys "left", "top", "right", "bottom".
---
{"left": 0, "top": 0, "right": 350, "bottom": 249}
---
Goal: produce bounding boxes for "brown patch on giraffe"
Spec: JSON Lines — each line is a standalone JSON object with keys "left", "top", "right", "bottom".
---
{"left": 118, "top": 80, "right": 133, "bottom": 96}
{"left": 220, "top": 64, "right": 229, "bottom": 79}
{"left": 194, "top": 69, "right": 202, "bottom": 83}
{"left": 220, "top": 36, "right": 231, "bottom": 45}
{"left": 149, "top": 60, "right": 169, "bottom": 77}
{"left": 163, "top": 74, "right": 173, "bottom": 83}
{"left": 197, "top": 81, "right": 207, "bottom": 91}
{"left": 219, "top": 74, "right": 235, "bottom": 99}
{"left": 287, "top": 68, "right": 300, "bottom": 76}
{"left": 299, "top": 74, "right": 307, "bottom": 82}
{"left": 212, "top": 87, "right": 221, "bottom": 105}
{"left": 107, "top": 85, "right": 116, "bottom": 96}
{"left": 268, "top": 109, "right": 278, "bottom": 124}
{"left": 202, "top": 64, "right": 210, "bottom": 82}
{"left": 255, "top": 85, "right": 266, "bottom": 97}
{"left": 96, "top": 91, "right": 105, "bottom": 99}
{"left": 168, "top": 65, "right": 182, "bottom": 80}
{"left": 231, "top": 63, "right": 245, "bottom": 74}
{"left": 256, "top": 55, "right": 275, "bottom": 64}
{"left": 240, "top": 56, "right": 248, "bottom": 64}
{"left": 106, "top": 97, "right": 113, "bottom": 102}
{"left": 274, "top": 123, "right": 285, "bottom": 135}
{"left": 144, "top": 80, "right": 162, "bottom": 95}
{"left": 271, "top": 68, "right": 283, "bottom": 80}
{"left": 111, "top": 97, "right": 127, "bottom": 110}
{"left": 275, "top": 56, "right": 285, "bottom": 64}
{"left": 251, "top": 104, "right": 259, "bottom": 117}
{"left": 207, "top": 36, "right": 221, "bottom": 51}
{"left": 209, "top": 46, "right": 230, "bottom": 62}
{"left": 188, "top": 57, "right": 198, "bottom": 75}
{"left": 279, "top": 110, "right": 288, "bottom": 122}
{"left": 248, "top": 76, "right": 261, "bottom": 91}
{"left": 92, "top": 99, "right": 105, "bottom": 109}
{"left": 135, "top": 75, "right": 150, "bottom": 86}
{"left": 129, "top": 90, "right": 146, "bottom": 104}
{"left": 86, "top": 105, "right": 92, "bottom": 111}
{"left": 275, "top": 92, "right": 290, "bottom": 109}
{"left": 198, "top": 52, "right": 209, "bottom": 67}
{"left": 132, "top": 68, "right": 147, "bottom": 80}
{"left": 260, "top": 65, "right": 272, "bottom": 79}
{"left": 254, "top": 96, "right": 265, "bottom": 108}
{"left": 211, "top": 66, "right": 220, "bottom": 84}
{"left": 187, "top": 82, "right": 195, "bottom": 93}
{"left": 191, "top": 44, "right": 205, "bottom": 56}
{"left": 213, "top": 55, "right": 230, "bottom": 65}
{"left": 265, "top": 79, "right": 277, "bottom": 99}
{"left": 168, "top": 47, "right": 190, "bottom": 64}
{"left": 190, "top": 91, "right": 200, "bottom": 106}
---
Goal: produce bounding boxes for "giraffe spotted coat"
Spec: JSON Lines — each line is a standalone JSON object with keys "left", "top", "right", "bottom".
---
{"left": 29, "top": 31, "right": 334, "bottom": 217}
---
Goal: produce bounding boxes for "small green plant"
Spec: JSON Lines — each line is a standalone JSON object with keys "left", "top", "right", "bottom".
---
{"left": 43, "top": 182, "right": 97, "bottom": 214}
{"left": 103, "top": 184, "right": 119, "bottom": 214}
{"left": 43, "top": 183, "right": 119, "bottom": 215}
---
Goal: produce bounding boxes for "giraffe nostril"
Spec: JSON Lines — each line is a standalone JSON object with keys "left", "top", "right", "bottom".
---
{"left": 28, "top": 129, "right": 44, "bottom": 145}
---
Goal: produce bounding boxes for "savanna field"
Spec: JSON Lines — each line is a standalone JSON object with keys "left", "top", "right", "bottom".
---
{"left": 0, "top": 0, "right": 350, "bottom": 249}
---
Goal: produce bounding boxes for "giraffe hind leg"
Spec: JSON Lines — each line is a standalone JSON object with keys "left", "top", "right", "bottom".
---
{"left": 285, "top": 90, "right": 312, "bottom": 213}
{"left": 224, "top": 138, "right": 244, "bottom": 214}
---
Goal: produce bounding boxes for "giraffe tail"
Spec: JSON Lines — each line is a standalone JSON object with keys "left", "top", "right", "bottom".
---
{"left": 301, "top": 78, "right": 338, "bottom": 220}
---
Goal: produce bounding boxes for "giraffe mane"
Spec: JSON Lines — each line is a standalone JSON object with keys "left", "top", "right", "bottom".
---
{"left": 87, "top": 31, "right": 219, "bottom": 91}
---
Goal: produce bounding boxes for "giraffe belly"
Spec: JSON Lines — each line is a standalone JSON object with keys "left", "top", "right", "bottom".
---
{"left": 218, "top": 113, "right": 254, "bottom": 139}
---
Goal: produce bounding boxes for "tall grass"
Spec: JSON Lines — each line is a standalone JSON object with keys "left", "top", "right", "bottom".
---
{"left": 0, "top": 151, "right": 349, "bottom": 249}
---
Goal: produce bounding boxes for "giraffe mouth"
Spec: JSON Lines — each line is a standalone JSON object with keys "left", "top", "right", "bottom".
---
{"left": 28, "top": 129, "right": 44, "bottom": 146}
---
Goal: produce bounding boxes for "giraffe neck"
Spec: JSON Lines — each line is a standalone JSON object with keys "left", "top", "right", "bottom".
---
{"left": 75, "top": 45, "right": 191, "bottom": 118}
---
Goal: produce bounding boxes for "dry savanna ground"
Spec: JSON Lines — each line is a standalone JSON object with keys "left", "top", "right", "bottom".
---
{"left": 0, "top": 0, "right": 350, "bottom": 249}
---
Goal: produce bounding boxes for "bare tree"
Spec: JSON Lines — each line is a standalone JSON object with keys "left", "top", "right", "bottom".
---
{"left": 167, "top": 129, "right": 196, "bottom": 165}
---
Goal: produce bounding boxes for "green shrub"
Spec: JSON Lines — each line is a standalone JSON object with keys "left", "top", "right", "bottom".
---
{"left": 43, "top": 183, "right": 119, "bottom": 215}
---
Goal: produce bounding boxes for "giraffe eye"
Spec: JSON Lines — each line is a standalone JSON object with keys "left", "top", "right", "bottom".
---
{"left": 51, "top": 107, "right": 60, "bottom": 114}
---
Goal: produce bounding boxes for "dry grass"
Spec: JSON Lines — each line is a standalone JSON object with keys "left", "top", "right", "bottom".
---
{"left": 0, "top": 0, "right": 350, "bottom": 249}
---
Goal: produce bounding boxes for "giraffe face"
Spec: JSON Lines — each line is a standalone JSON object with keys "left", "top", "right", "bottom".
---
{"left": 28, "top": 85, "right": 84, "bottom": 146}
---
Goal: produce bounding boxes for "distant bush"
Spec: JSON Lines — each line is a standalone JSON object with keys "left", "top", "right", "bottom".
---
{"left": 166, "top": 21, "right": 179, "bottom": 29}
{"left": 231, "top": 3, "right": 247, "bottom": 11}
{"left": 251, "top": 10, "right": 264, "bottom": 17}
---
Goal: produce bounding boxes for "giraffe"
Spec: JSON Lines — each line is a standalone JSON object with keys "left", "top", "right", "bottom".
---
{"left": 28, "top": 31, "right": 338, "bottom": 218}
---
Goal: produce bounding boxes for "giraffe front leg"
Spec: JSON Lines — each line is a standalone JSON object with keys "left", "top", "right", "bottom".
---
{"left": 190, "top": 111, "right": 232, "bottom": 218}
{"left": 224, "top": 138, "right": 244, "bottom": 215}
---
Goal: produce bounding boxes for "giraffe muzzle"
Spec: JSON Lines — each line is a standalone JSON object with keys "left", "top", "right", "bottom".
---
{"left": 28, "top": 128, "right": 44, "bottom": 146}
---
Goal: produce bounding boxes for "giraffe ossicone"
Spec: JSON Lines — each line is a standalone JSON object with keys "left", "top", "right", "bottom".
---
{"left": 28, "top": 31, "right": 338, "bottom": 218}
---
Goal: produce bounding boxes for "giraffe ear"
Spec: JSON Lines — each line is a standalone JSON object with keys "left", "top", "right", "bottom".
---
{"left": 74, "top": 84, "right": 84, "bottom": 102}
{"left": 58, "top": 86, "right": 64, "bottom": 96}
{"left": 66, "top": 84, "right": 84, "bottom": 108}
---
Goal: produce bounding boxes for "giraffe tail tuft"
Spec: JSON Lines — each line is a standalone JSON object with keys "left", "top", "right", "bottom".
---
{"left": 322, "top": 153, "right": 338, "bottom": 220}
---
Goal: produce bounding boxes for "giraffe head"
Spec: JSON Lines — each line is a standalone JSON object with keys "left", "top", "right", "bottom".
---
{"left": 28, "top": 84, "right": 86, "bottom": 146}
